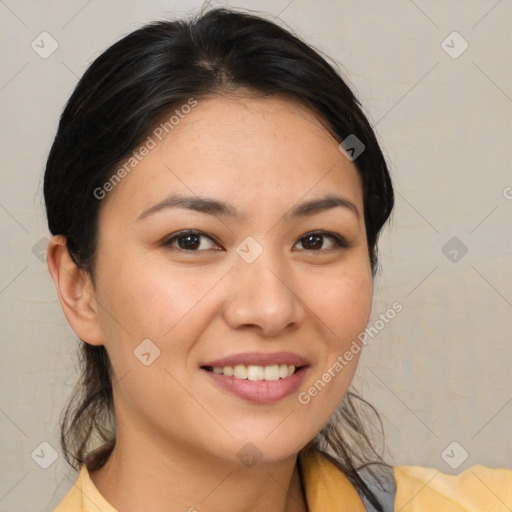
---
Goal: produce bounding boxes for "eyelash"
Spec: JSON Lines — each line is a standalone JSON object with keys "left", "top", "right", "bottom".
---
{"left": 162, "top": 230, "right": 349, "bottom": 253}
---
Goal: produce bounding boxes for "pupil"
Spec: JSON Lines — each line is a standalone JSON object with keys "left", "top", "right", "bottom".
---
{"left": 304, "top": 234, "right": 322, "bottom": 250}
{"left": 180, "top": 235, "right": 200, "bottom": 250}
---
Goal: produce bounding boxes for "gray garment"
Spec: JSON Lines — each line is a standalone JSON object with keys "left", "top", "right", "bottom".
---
{"left": 356, "top": 463, "right": 396, "bottom": 512}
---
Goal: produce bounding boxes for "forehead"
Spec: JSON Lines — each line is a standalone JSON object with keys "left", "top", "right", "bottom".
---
{"left": 99, "top": 94, "right": 363, "bottom": 223}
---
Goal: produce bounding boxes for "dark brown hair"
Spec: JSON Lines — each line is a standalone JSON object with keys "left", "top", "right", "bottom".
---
{"left": 44, "top": 6, "right": 394, "bottom": 510}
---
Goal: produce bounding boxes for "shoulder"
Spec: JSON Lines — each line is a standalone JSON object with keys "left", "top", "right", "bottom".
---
{"left": 393, "top": 464, "right": 512, "bottom": 511}
{"left": 53, "top": 465, "right": 117, "bottom": 512}
{"left": 302, "top": 448, "right": 512, "bottom": 512}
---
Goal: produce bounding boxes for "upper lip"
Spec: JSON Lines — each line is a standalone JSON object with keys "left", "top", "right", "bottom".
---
{"left": 202, "top": 351, "right": 309, "bottom": 368}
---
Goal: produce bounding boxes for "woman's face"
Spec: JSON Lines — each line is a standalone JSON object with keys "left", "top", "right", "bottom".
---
{"left": 91, "top": 94, "right": 373, "bottom": 464}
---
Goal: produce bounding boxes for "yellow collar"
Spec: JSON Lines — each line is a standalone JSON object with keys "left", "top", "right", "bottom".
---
{"left": 299, "top": 448, "right": 366, "bottom": 511}
{"left": 56, "top": 448, "right": 365, "bottom": 511}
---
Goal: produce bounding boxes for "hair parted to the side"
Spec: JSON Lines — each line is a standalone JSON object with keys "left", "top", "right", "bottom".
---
{"left": 44, "top": 6, "right": 394, "bottom": 511}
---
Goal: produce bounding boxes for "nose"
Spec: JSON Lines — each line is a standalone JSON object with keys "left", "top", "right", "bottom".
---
{"left": 222, "top": 251, "right": 305, "bottom": 337}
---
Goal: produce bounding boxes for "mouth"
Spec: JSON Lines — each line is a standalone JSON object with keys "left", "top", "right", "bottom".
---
{"left": 199, "top": 353, "right": 310, "bottom": 403}
{"left": 201, "top": 363, "right": 303, "bottom": 381}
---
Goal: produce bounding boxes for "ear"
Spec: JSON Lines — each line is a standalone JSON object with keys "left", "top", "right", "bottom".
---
{"left": 47, "top": 234, "right": 103, "bottom": 346}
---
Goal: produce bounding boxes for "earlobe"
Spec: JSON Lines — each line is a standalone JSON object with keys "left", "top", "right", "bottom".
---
{"left": 46, "top": 234, "right": 104, "bottom": 346}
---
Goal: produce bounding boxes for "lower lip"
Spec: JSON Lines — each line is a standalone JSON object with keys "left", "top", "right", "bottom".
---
{"left": 202, "top": 366, "right": 309, "bottom": 404}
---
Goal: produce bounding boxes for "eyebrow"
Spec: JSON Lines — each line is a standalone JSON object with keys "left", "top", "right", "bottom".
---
{"left": 136, "top": 193, "right": 360, "bottom": 222}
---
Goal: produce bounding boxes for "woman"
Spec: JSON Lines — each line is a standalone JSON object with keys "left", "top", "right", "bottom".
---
{"left": 44, "top": 7, "right": 511, "bottom": 512}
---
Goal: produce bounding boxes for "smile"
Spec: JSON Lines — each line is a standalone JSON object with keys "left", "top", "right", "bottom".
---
{"left": 201, "top": 365, "right": 309, "bottom": 403}
{"left": 203, "top": 364, "right": 298, "bottom": 381}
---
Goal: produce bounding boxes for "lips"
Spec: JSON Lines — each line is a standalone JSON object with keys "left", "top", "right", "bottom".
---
{"left": 201, "top": 351, "right": 309, "bottom": 368}
{"left": 200, "top": 351, "right": 310, "bottom": 404}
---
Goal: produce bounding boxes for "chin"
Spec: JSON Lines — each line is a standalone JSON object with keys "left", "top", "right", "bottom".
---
{"left": 207, "top": 432, "right": 311, "bottom": 467}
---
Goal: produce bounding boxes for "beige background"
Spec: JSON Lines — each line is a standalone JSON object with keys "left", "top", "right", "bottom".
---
{"left": 0, "top": 0, "right": 511, "bottom": 510}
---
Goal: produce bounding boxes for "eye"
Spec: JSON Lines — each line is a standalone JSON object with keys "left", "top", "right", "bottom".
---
{"left": 163, "top": 230, "right": 348, "bottom": 253}
{"left": 294, "top": 231, "right": 348, "bottom": 251}
{"left": 163, "top": 230, "right": 222, "bottom": 251}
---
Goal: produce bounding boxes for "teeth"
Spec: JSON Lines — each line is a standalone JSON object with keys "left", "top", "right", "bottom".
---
{"left": 233, "top": 365, "right": 247, "bottom": 379}
{"left": 247, "top": 365, "right": 264, "bottom": 381}
{"left": 210, "top": 363, "right": 297, "bottom": 380}
{"left": 264, "top": 365, "right": 280, "bottom": 381}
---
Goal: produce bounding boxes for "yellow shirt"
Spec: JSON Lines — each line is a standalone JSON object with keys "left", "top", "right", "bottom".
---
{"left": 54, "top": 449, "right": 512, "bottom": 511}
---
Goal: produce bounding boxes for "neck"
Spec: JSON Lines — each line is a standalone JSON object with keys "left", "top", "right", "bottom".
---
{"left": 89, "top": 427, "right": 308, "bottom": 512}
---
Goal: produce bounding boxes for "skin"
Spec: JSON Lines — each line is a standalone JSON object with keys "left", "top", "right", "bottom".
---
{"left": 47, "top": 93, "right": 373, "bottom": 512}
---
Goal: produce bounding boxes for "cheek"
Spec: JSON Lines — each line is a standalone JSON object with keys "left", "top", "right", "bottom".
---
{"left": 95, "top": 252, "right": 224, "bottom": 349}
{"left": 98, "top": 264, "right": 169, "bottom": 334}
{"left": 308, "top": 264, "right": 373, "bottom": 341}
{"left": 301, "top": 261, "right": 372, "bottom": 397}
{"left": 296, "top": 269, "right": 371, "bottom": 427}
